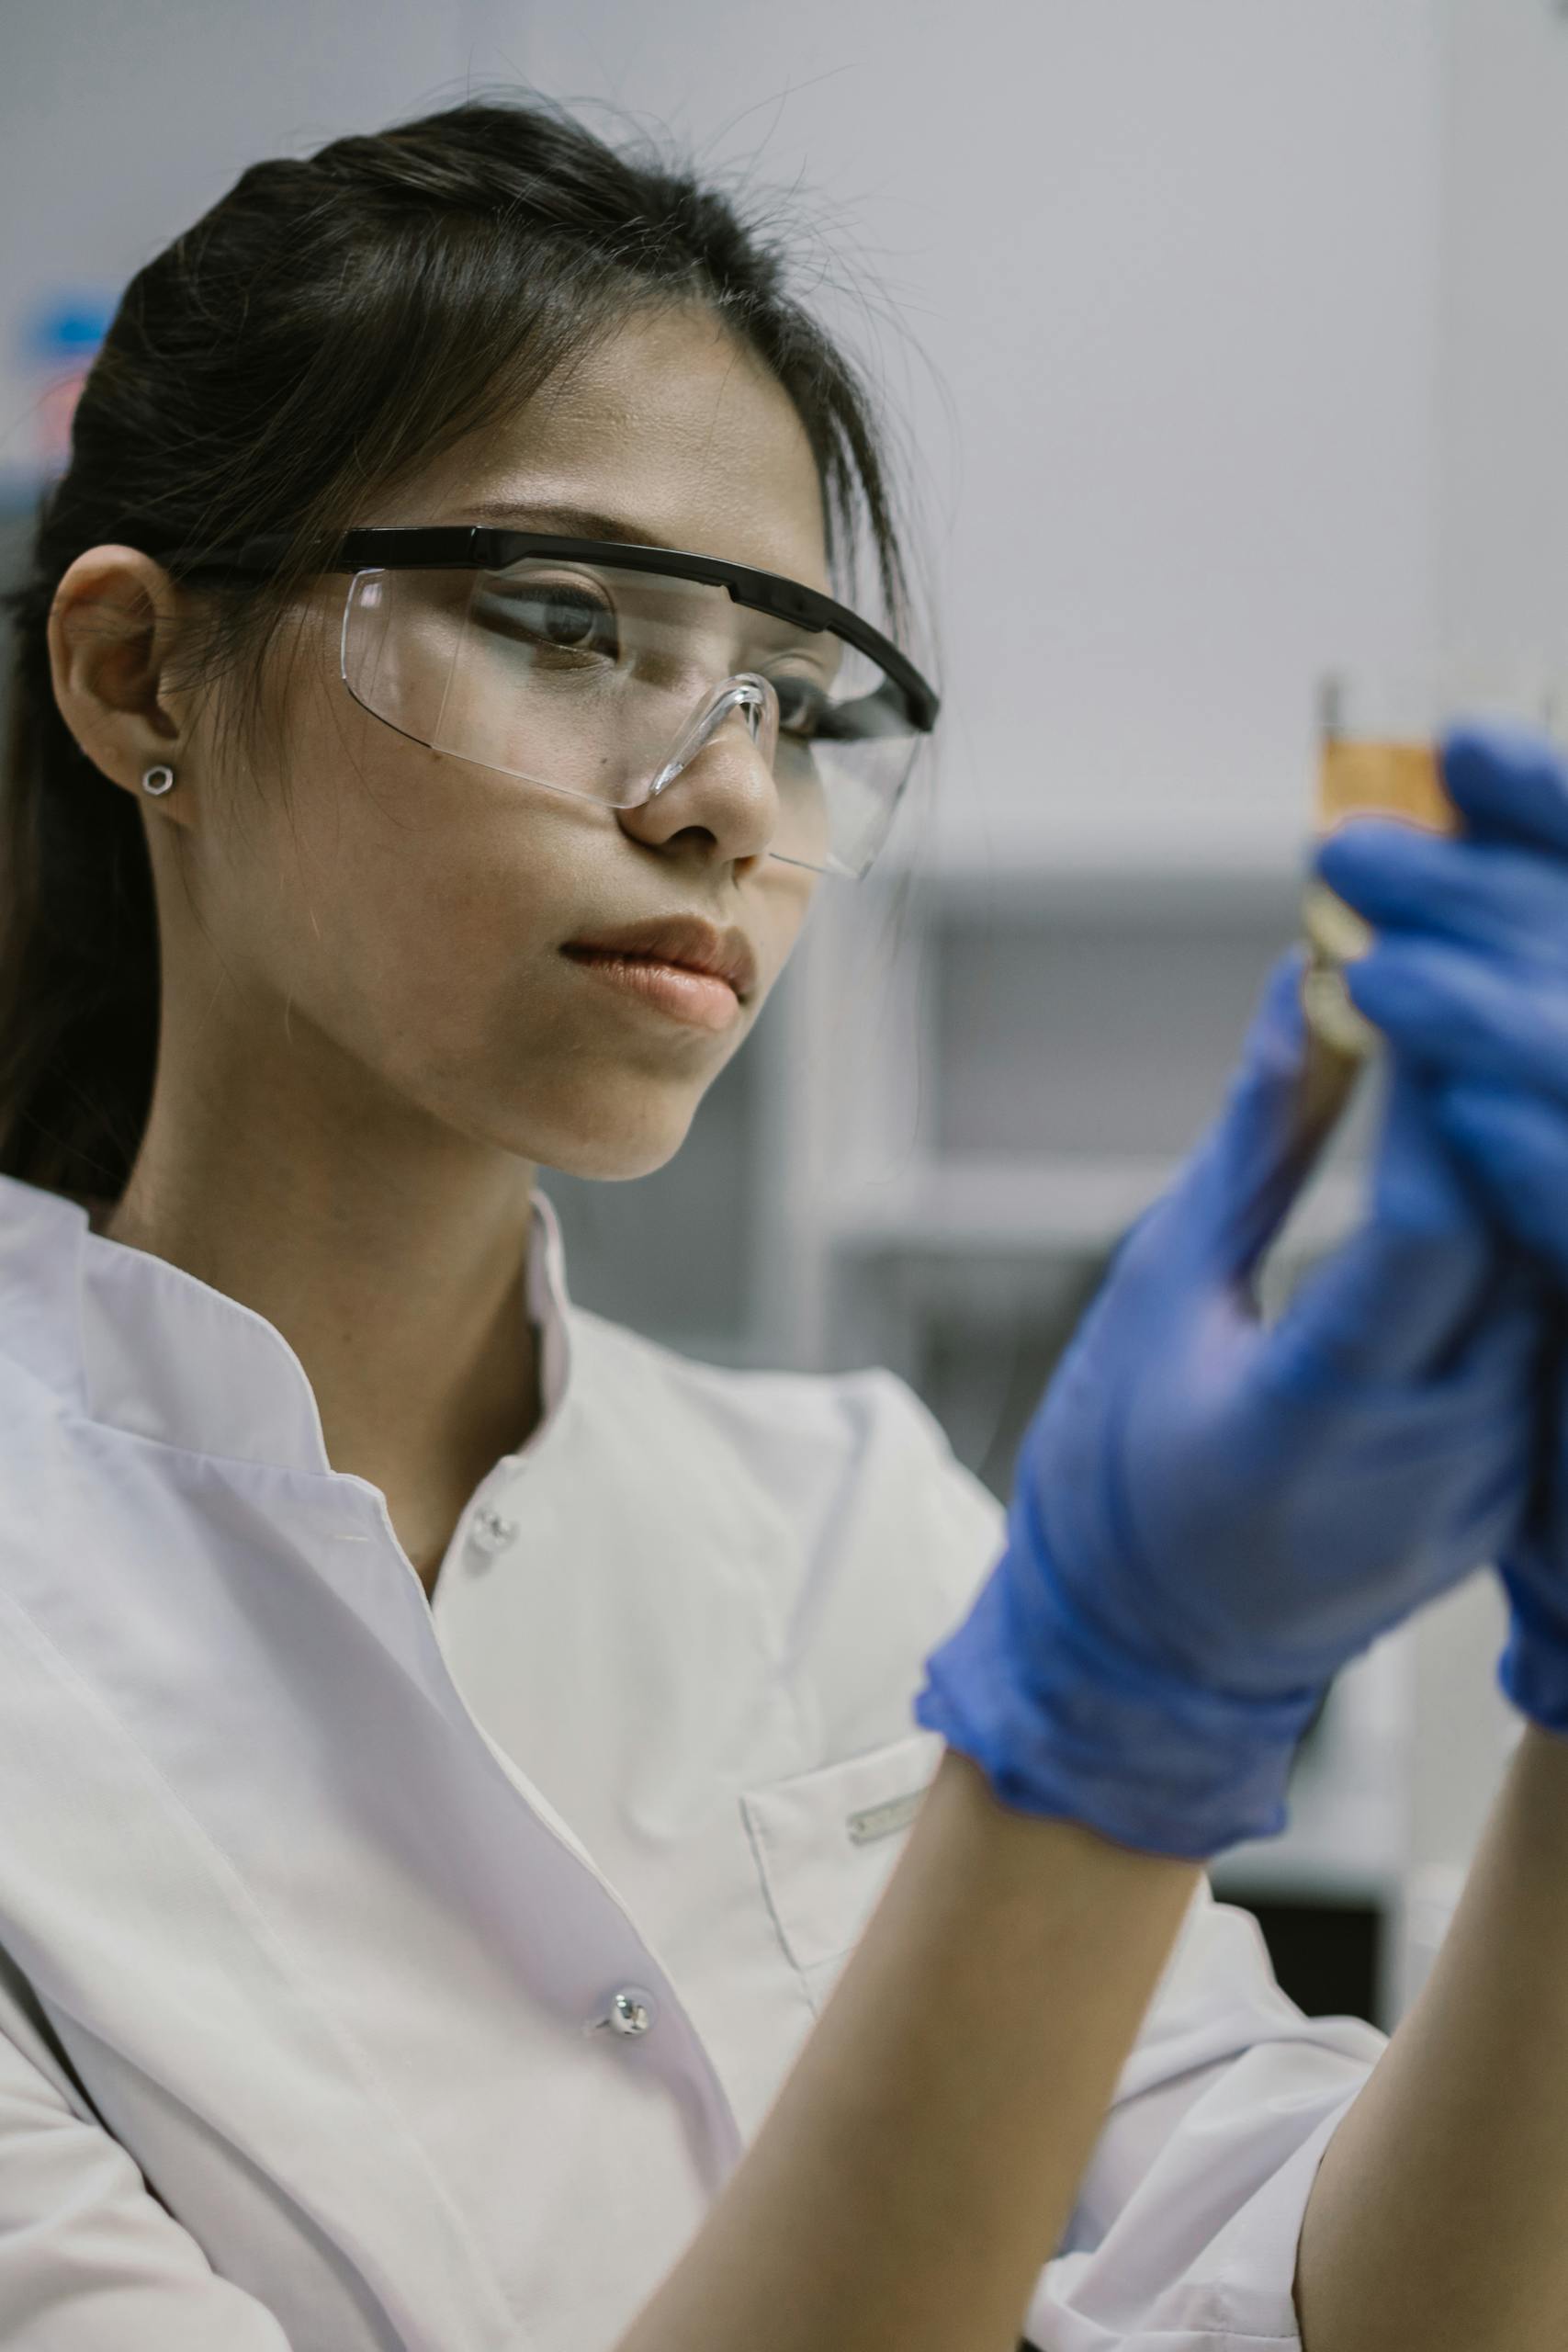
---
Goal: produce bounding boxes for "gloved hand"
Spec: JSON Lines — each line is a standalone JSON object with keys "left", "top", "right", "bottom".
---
{"left": 1316, "top": 719, "right": 1568, "bottom": 1739}
{"left": 914, "top": 949, "right": 1543, "bottom": 1859}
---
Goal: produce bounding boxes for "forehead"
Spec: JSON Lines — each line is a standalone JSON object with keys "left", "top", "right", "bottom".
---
{"left": 406, "top": 305, "right": 831, "bottom": 594}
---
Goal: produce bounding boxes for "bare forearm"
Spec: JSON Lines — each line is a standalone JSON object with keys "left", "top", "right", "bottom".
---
{"left": 1296, "top": 1722, "right": 1568, "bottom": 2350}
{"left": 615, "top": 1745, "right": 1200, "bottom": 2352}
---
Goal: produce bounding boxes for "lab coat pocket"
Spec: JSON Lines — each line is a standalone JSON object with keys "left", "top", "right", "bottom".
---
{"left": 739, "top": 1727, "right": 945, "bottom": 2013}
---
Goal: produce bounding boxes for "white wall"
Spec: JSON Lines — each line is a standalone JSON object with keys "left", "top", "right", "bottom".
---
{"left": 1434, "top": 0, "right": 1568, "bottom": 671}
{"left": 513, "top": 0, "right": 1445, "bottom": 874}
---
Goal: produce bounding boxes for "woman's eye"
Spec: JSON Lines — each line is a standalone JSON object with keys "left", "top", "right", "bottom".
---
{"left": 479, "top": 582, "right": 619, "bottom": 656}
{"left": 773, "top": 676, "right": 829, "bottom": 737}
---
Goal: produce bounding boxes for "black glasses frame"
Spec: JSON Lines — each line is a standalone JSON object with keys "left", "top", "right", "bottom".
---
{"left": 152, "top": 525, "right": 942, "bottom": 735}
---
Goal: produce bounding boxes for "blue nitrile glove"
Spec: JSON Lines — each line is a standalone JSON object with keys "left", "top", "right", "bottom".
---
{"left": 1317, "top": 718, "right": 1568, "bottom": 1738}
{"left": 913, "top": 948, "right": 1543, "bottom": 1859}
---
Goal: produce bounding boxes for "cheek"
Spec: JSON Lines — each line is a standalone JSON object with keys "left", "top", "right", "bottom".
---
{"left": 251, "top": 755, "right": 584, "bottom": 1061}
{"left": 342, "top": 829, "right": 581, "bottom": 1046}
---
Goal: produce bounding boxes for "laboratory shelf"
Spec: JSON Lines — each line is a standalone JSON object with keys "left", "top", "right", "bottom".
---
{"left": 824, "top": 1153, "right": 1367, "bottom": 1261}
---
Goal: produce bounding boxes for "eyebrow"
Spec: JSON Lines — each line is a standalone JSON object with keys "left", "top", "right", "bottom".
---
{"left": 446, "top": 498, "right": 670, "bottom": 547}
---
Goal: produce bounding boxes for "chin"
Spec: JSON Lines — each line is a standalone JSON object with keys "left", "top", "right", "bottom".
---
{"left": 532, "top": 1102, "right": 698, "bottom": 1185}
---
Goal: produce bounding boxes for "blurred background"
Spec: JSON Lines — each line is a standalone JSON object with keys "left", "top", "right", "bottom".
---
{"left": 3, "top": 0, "right": 1559, "bottom": 2031}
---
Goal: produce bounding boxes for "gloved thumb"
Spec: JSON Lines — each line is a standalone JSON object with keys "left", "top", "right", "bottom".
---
{"left": 1158, "top": 949, "right": 1342, "bottom": 1290}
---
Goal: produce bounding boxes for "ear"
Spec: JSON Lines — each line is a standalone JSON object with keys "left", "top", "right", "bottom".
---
{"left": 46, "top": 547, "right": 196, "bottom": 822}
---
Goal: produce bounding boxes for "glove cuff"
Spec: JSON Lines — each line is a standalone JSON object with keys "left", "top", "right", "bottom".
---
{"left": 913, "top": 1549, "right": 1323, "bottom": 1862}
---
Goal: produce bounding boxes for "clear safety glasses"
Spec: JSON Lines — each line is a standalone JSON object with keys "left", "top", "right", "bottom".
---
{"left": 164, "top": 526, "right": 941, "bottom": 880}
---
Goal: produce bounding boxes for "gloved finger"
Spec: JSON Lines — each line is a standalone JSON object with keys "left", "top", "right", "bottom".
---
{"left": 1156, "top": 948, "right": 1338, "bottom": 1287}
{"left": 1345, "top": 934, "right": 1568, "bottom": 1109}
{"left": 1430, "top": 1076, "right": 1568, "bottom": 1287}
{"left": 1317, "top": 822, "right": 1568, "bottom": 972}
{"left": 1264, "top": 1057, "right": 1497, "bottom": 1388}
{"left": 1438, "top": 720, "right": 1568, "bottom": 856}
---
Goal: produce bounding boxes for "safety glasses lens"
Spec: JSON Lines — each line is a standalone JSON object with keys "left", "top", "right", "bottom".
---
{"left": 340, "top": 558, "right": 919, "bottom": 878}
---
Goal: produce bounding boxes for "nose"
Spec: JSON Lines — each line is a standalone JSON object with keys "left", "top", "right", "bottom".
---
{"left": 616, "top": 685, "right": 782, "bottom": 867}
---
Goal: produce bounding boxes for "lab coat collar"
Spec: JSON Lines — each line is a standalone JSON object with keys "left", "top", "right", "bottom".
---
{"left": 0, "top": 1170, "right": 574, "bottom": 1476}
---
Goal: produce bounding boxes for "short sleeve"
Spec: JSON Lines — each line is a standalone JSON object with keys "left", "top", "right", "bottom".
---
{"left": 0, "top": 2019, "right": 293, "bottom": 2349}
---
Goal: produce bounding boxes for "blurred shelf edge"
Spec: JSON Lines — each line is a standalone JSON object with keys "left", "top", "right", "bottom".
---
{"left": 1209, "top": 1777, "right": 1404, "bottom": 1907}
{"left": 874, "top": 827, "right": 1316, "bottom": 903}
{"left": 821, "top": 1154, "right": 1367, "bottom": 1259}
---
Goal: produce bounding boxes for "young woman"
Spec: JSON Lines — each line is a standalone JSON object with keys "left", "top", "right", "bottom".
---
{"left": 4, "top": 89, "right": 1568, "bottom": 2352}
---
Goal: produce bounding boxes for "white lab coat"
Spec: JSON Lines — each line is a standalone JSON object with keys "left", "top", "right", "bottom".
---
{"left": 0, "top": 1170, "right": 1384, "bottom": 2350}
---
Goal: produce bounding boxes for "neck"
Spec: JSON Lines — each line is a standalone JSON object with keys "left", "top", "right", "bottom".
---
{"left": 92, "top": 1152, "right": 544, "bottom": 1598}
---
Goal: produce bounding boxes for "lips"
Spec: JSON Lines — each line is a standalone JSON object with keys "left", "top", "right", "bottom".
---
{"left": 560, "top": 913, "right": 758, "bottom": 1001}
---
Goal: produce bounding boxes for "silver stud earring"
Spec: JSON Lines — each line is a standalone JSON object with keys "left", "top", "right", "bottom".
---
{"left": 141, "top": 764, "right": 175, "bottom": 797}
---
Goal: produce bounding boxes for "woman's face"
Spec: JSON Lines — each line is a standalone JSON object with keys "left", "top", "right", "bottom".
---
{"left": 154, "top": 303, "right": 831, "bottom": 1182}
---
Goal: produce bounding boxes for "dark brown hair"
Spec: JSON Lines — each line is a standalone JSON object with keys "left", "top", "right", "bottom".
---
{"left": 0, "top": 90, "right": 916, "bottom": 1205}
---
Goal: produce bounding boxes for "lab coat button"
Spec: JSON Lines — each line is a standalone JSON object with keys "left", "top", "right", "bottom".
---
{"left": 468, "top": 1507, "right": 517, "bottom": 1558}
{"left": 604, "top": 1986, "right": 656, "bottom": 2037}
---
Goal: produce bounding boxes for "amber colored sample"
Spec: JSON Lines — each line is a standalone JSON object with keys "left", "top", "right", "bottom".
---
{"left": 1316, "top": 739, "right": 1458, "bottom": 838}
